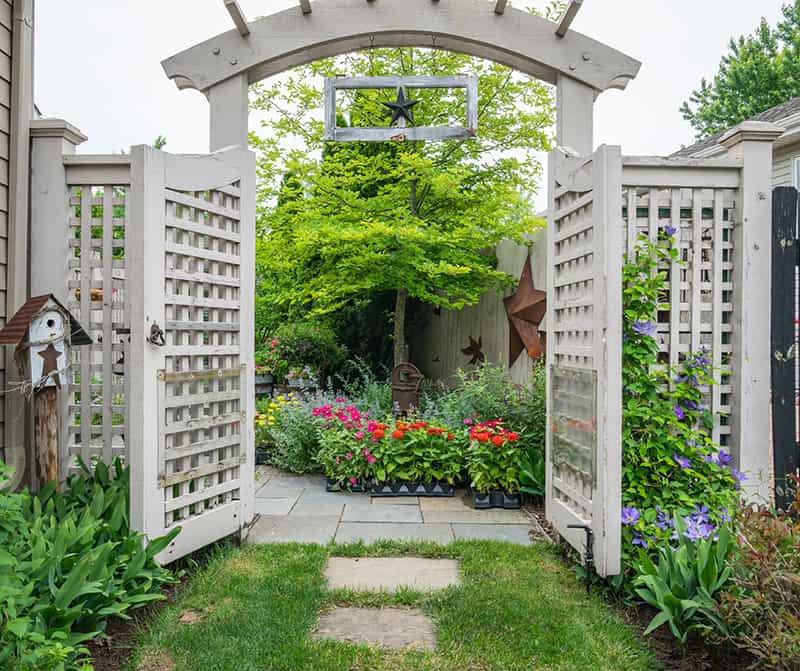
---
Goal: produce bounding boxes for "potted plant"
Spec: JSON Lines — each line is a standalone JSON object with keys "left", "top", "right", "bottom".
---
{"left": 465, "top": 421, "right": 524, "bottom": 509}
{"left": 287, "top": 365, "right": 318, "bottom": 390}
{"left": 317, "top": 425, "right": 369, "bottom": 492}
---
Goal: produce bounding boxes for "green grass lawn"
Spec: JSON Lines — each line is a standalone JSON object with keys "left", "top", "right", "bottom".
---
{"left": 129, "top": 540, "right": 657, "bottom": 671}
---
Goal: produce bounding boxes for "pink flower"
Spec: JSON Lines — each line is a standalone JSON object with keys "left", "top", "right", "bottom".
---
{"left": 355, "top": 431, "right": 365, "bottom": 440}
{"left": 463, "top": 418, "right": 472, "bottom": 425}
{"left": 345, "top": 452, "right": 353, "bottom": 460}
{"left": 367, "top": 455, "right": 376, "bottom": 464}
{"left": 336, "top": 397, "right": 346, "bottom": 403}
{"left": 370, "top": 436, "right": 379, "bottom": 443}
{"left": 349, "top": 477, "right": 357, "bottom": 485}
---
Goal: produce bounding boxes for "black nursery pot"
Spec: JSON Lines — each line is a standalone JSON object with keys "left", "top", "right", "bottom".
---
{"left": 326, "top": 477, "right": 366, "bottom": 493}
{"left": 369, "top": 481, "right": 455, "bottom": 497}
{"left": 255, "top": 448, "right": 271, "bottom": 465}
{"left": 472, "top": 489, "right": 521, "bottom": 509}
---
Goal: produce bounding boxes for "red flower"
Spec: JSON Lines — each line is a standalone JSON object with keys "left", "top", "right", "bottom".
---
{"left": 372, "top": 429, "right": 385, "bottom": 440}
{"left": 507, "top": 432, "right": 519, "bottom": 442}
{"left": 447, "top": 433, "right": 454, "bottom": 440}
{"left": 491, "top": 435, "right": 504, "bottom": 447}
{"left": 392, "top": 430, "right": 404, "bottom": 440}
{"left": 476, "top": 433, "right": 490, "bottom": 443}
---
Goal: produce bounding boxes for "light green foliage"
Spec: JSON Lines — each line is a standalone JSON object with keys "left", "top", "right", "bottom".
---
{"left": 256, "top": 393, "right": 326, "bottom": 474}
{"left": 634, "top": 519, "right": 733, "bottom": 643}
{"left": 250, "top": 46, "right": 554, "bottom": 363}
{"left": 681, "top": 1, "right": 800, "bottom": 138}
{"left": 0, "top": 459, "right": 178, "bottom": 671}
{"left": 519, "top": 447, "right": 546, "bottom": 497}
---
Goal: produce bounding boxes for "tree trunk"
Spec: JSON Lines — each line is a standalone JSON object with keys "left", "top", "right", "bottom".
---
{"left": 394, "top": 288, "right": 408, "bottom": 367}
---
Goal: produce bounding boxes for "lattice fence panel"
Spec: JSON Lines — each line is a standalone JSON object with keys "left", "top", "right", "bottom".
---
{"left": 621, "top": 186, "right": 735, "bottom": 446}
{"left": 66, "top": 185, "right": 129, "bottom": 469}
{"left": 159, "top": 185, "right": 244, "bottom": 532}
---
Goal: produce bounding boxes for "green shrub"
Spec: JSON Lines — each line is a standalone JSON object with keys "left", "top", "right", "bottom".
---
{"left": 272, "top": 321, "right": 346, "bottom": 385}
{"left": 633, "top": 517, "right": 732, "bottom": 642}
{"left": 0, "top": 459, "right": 178, "bottom": 671}
{"left": 256, "top": 394, "right": 325, "bottom": 474}
{"left": 710, "top": 475, "right": 800, "bottom": 669}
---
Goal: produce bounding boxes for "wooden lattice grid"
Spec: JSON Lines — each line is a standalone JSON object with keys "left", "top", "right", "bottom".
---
{"left": 66, "top": 184, "right": 129, "bottom": 469}
{"left": 621, "top": 186, "right": 735, "bottom": 446}
{"left": 159, "top": 185, "right": 244, "bottom": 530}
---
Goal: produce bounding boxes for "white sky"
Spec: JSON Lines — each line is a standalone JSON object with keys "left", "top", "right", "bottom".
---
{"left": 35, "top": 0, "right": 785, "bottom": 203}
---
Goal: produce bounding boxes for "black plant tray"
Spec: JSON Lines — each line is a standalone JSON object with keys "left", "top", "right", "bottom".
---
{"left": 326, "top": 478, "right": 366, "bottom": 493}
{"left": 472, "top": 489, "right": 521, "bottom": 509}
{"left": 255, "top": 448, "right": 271, "bottom": 466}
{"left": 369, "top": 481, "right": 455, "bottom": 497}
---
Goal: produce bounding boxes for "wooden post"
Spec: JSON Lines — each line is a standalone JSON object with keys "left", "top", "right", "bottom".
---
{"left": 770, "top": 186, "right": 799, "bottom": 510}
{"left": 34, "top": 387, "right": 59, "bottom": 488}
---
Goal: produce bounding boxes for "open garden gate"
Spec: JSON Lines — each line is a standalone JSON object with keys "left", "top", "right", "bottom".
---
{"left": 546, "top": 145, "right": 623, "bottom": 577}
{"left": 126, "top": 145, "right": 256, "bottom": 563}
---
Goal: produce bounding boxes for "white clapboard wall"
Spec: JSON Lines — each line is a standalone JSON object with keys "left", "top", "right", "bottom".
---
{"left": 126, "top": 146, "right": 256, "bottom": 563}
{"left": 546, "top": 145, "right": 623, "bottom": 577}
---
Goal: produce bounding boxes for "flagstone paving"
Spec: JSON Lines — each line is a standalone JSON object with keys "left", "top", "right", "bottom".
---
{"left": 246, "top": 467, "right": 537, "bottom": 545}
{"left": 312, "top": 607, "right": 437, "bottom": 649}
{"left": 324, "top": 557, "right": 461, "bottom": 591}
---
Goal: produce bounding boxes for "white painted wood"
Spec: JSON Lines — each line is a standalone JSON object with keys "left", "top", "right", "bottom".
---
{"left": 332, "top": 126, "right": 473, "bottom": 142}
{"left": 224, "top": 0, "right": 250, "bottom": 36}
{"left": 546, "top": 145, "right": 622, "bottom": 576}
{"left": 721, "top": 121, "right": 784, "bottom": 503}
{"left": 555, "top": 0, "right": 583, "bottom": 37}
{"left": 161, "top": 0, "right": 640, "bottom": 94}
{"left": 556, "top": 75, "right": 594, "bottom": 155}
{"left": 208, "top": 73, "right": 249, "bottom": 152}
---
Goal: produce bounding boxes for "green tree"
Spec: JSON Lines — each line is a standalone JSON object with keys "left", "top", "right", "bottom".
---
{"left": 681, "top": 1, "right": 800, "bottom": 139}
{"left": 251, "top": 46, "right": 553, "bottom": 367}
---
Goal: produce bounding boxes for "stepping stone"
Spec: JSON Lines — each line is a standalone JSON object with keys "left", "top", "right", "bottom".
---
{"left": 371, "top": 496, "right": 419, "bottom": 505}
{"left": 246, "top": 515, "right": 339, "bottom": 544}
{"left": 313, "top": 607, "right": 436, "bottom": 649}
{"left": 421, "top": 509, "right": 530, "bottom": 524}
{"left": 335, "top": 522, "right": 454, "bottom": 544}
{"left": 419, "top": 494, "right": 472, "bottom": 512}
{"left": 325, "top": 557, "right": 461, "bottom": 591}
{"left": 452, "top": 523, "right": 534, "bottom": 546}
{"left": 255, "top": 497, "right": 296, "bottom": 515}
{"left": 342, "top": 504, "right": 422, "bottom": 523}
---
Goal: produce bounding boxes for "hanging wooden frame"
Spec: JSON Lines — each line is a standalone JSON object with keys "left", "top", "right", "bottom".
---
{"left": 323, "top": 75, "right": 478, "bottom": 143}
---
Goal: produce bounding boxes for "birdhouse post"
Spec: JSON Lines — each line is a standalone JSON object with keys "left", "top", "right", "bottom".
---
{"left": 0, "top": 295, "right": 92, "bottom": 489}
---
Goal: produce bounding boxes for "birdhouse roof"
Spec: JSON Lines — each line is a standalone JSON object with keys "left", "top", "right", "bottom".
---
{"left": 0, "top": 294, "right": 92, "bottom": 346}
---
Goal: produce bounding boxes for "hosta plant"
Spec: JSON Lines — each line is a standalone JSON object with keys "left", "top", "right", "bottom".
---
{"left": 633, "top": 515, "right": 732, "bottom": 642}
{"left": 465, "top": 421, "right": 523, "bottom": 493}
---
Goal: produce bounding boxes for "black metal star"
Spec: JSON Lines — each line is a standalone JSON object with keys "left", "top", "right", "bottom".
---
{"left": 382, "top": 87, "right": 419, "bottom": 126}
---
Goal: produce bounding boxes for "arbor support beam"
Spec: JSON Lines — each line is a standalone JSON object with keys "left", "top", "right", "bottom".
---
{"left": 223, "top": 0, "right": 250, "bottom": 36}
{"left": 556, "top": 0, "right": 583, "bottom": 38}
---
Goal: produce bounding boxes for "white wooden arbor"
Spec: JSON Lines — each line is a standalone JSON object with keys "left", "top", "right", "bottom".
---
{"left": 155, "top": 0, "right": 644, "bottom": 568}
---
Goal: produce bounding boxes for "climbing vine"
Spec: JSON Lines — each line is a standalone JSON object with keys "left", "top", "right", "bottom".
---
{"left": 619, "top": 234, "right": 741, "bottom": 567}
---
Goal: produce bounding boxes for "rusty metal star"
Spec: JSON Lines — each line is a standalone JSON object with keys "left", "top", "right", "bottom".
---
{"left": 382, "top": 87, "right": 419, "bottom": 126}
{"left": 504, "top": 256, "right": 547, "bottom": 366}
{"left": 461, "top": 336, "right": 485, "bottom": 366}
{"left": 37, "top": 343, "right": 63, "bottom": 388}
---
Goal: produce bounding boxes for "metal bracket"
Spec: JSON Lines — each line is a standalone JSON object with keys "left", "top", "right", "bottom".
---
{"left": 567, "top": 524, "right": 594, "bottom": 598}
{"left": 147, "top": 322, "right": 166, "bottom": 347}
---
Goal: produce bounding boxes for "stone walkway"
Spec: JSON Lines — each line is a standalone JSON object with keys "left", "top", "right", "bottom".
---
{"left": 246, "top": 466, "right": 534, "bottom": 545}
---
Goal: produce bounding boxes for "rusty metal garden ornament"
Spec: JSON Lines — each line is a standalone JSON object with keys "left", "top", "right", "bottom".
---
{"left": 504, "top": 256, "right": 547, "bottom": 366}
{"left": 391, "top": 362, "right": 424, "bottom": 413}
{"left": 461, "top": 336, "right": 485, "bottom": 366}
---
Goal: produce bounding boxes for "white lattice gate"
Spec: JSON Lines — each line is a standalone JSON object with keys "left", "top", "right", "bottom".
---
{"left": 126, "top": 146, "right": 256, "bottom": 563}
{"left": 546, "top": 145, "right": 623, "bottom": 576}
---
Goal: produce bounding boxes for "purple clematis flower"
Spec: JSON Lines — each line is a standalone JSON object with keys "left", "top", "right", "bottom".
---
{"left": 674, "top": 405, "right": 686, "bottom": 421}
{"left": 731, "top": 468, "right": 748, "bottom": 487}
{"left": 631, "top": 531, "right": 649, "bottom": 547}
{"left": 633, "top": 320, "right": 658, "bottom": 338}
{"left": 673, "top": 453, "right": 691, "bottom": 469}
{"left": 716, "top": 451, "right": 732, "bottom": 465}
{"left": 621, "top": 506, "right": 641, "bottom": 526}
{"left": 655, "top": 507, "right": 674, "bottom": 531}
{"left": 664, "top": 224, "right": 678, "bottom": 236}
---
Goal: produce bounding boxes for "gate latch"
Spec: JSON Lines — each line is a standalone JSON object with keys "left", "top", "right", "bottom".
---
{"left": 567, "top": 524, "right": 594, "bottom": 598}
{"left": 147, "top": 322, "right": 166, "bottom": 347}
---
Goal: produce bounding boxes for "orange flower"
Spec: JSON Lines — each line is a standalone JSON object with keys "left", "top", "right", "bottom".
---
{"left": 392, "top": 429, "right": 405, "bottom": 439}
{"left": 507, "top": 432, "right": 519, "bottom": 442}
{"left": 396, "top": 422, "right": 408, "bottom": 430}
{"left": 476, "top": 432, "right": 490, "bottom": 443}
{"left": 491, "top": 435, "right": 505, "bottom": 447}
{"left": 372, "top": 429, "right": 385, "bottom": 439}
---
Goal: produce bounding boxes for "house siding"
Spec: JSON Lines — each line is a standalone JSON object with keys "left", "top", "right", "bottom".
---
{"left": 773, "top": 143, "right": 798, "bottom": 188}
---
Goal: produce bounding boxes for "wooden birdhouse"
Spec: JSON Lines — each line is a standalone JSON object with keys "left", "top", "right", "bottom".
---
{"left": 0, "top": 295, "right": 91, "bottom": 488}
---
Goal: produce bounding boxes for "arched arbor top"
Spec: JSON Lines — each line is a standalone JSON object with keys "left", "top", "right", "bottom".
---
{"left": 161, "top": 0, "right": 641, "bottom": 94}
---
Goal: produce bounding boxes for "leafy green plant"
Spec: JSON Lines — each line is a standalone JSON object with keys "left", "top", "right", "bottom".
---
{"left": 633, "top": 516, "right": 732, "bottom": 642}
{"left": 256, "top": 393, "right": 324, "bottom": 473}
{"left": 270, "top": 321, "right": 346, "bottom": 386}
{"left": 520, "top": 447, "right": 545, "bottom": 498}
{"left": 0, "top": 458, "right": 179, "bottom": 670}
{"left": 317, "top": 426, "right": 371, "bottom": 488}
{"left": 710, "top": 474, "right": 800, "bottom": 669}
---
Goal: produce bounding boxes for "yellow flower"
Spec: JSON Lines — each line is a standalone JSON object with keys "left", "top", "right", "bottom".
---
{"left": 277, "top": 395, "right": 285, "bottom": 401}
{"left": 258, "top": 420, "right": 266, "bottom": 427}
{"left": 268, "top": 415, "right": 276, "bottom": 422}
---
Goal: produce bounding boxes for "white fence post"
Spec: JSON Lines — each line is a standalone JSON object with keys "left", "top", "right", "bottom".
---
{"left": 720, "top": 121, "right": 783, "bottom": 502}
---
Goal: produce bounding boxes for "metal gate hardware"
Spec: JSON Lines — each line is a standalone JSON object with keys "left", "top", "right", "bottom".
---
{"left": 147, "top": 322, "right": 166, "bottom": 347}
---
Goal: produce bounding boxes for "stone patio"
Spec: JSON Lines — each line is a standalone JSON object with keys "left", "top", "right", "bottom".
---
{"left": 246, "top": 466, "right": 536, "bottom": 545}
